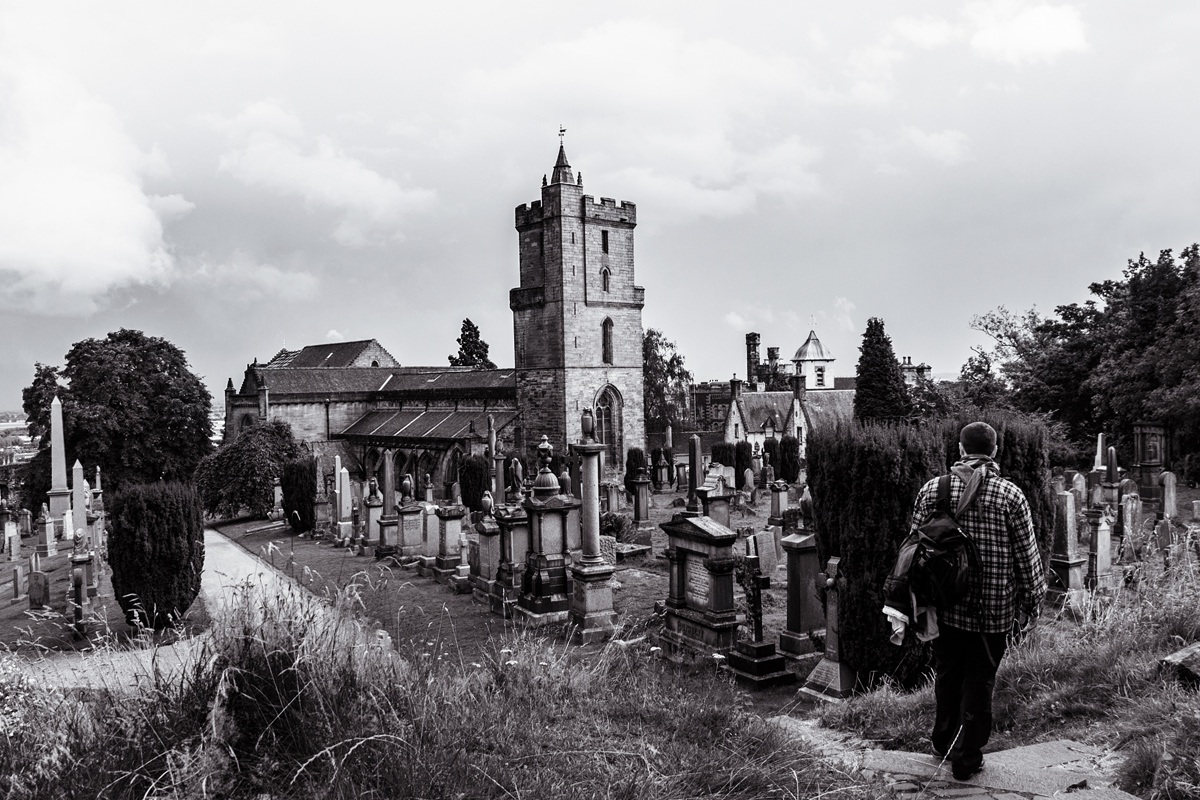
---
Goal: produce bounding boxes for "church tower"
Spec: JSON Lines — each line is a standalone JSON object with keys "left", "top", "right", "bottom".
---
{"left": 511, "top": 142, "right": 646, "bottom": 470}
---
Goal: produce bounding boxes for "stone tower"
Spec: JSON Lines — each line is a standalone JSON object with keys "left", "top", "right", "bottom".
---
{"left": 511, "top": 144, "right": 646, "bottom": 471}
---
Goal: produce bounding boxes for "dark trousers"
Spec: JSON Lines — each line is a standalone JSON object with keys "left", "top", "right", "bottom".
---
{"left": 931, "top": 624, "right": 1009, "bottom": 775}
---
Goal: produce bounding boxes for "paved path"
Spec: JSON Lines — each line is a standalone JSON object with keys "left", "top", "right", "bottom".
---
{"left": 770, "top": 717, "right": 1138, "bottom": 800}
{"left": 22, "top": 528, "right": 288, "bottom": 689}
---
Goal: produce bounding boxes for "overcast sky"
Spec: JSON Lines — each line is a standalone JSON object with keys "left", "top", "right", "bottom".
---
{"left": 2, "top": 2, "right": 1197, "bottom": 411}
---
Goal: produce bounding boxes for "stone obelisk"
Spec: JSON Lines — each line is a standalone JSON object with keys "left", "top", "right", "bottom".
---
{"left": 48, "top": 396, "right": 71, "bottom": 535}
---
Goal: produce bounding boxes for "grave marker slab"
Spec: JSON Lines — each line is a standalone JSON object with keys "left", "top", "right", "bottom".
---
{"left": 655, "top": 513, "right": 739, "bottom": 661}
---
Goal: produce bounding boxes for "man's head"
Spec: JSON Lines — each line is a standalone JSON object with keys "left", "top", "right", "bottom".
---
{"left": 959, "top": 421, "right": 998, "bottom": 458}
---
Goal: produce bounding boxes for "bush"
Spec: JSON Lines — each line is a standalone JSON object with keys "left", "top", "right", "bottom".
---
{"left": 108, "top": 481, "right": 205, "bottom": 629}
{"left": 194, "top": 419, "right": 299, "bottom": 518}
{"left": 711, "top": 441, "right": 735, "bottom": 470}
{"left": 779, "top": 434, "right": 801, "bottom": 483}
{"left": 281, "top": 456, "right": 317, "bottom": 532}
{"left": 624, "top": 447, "right": 647, "bottom": 496}
{"left": 459, "top": 454, "right": 489, "bottom": 511}
{"left": 762, "top": 437, "right": 780, "bottom": 479}
{"left": 663, "top": 446, "right": 675, "bottom": 484}
{"left": 650, "top": 447, "right": 664, "bottom": 485}
{"left": 600, "top": 511, "right": 636, "bottom": 543}
{"left": 735, "top": 440, "right": 753, "bottom": 488}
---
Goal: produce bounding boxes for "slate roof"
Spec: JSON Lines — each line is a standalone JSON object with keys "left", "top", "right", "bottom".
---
{"left": 802, "top": 389, "right": 856, "bottom": 431}
{"left": 244, "top": 367, "right": 517, "bottom": 398}
{"left": 264, "top": 348, "right": 300, "bottom": 368}
{"left": 793, "top": 329, "right": 833, "bottom": 362}
{"left": 734, "top": 392, "right": 795, "bottom": 432}
{"left": 339, "top": 409, "right": 519, "bottom": 443}
{"left": 284, "top": 340, "right": 395, "bottom": 368}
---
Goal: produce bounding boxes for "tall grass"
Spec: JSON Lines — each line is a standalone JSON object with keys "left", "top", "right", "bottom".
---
{"left": 1, "top": 579, "right": 890, "bottom": 799}
{"left": 819, "top": 554, "right": 1200, "bottom": 799}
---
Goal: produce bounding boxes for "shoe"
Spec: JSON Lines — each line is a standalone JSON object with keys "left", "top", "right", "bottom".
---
{"left": 930, "top": 742, "right": 948, "bottom": 760}
{"left": 952, "top": 760, "right": 982, "bottom": 781}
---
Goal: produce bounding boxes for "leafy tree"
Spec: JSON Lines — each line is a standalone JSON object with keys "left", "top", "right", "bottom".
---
{"left": 909, "top": 377, "right": 963, "bottom": 419}
{"left": 958, "top": 350, "right": 1011, "bottom": 411}
{"left": 194, "top": 420, "right": 299, "bottom": 518}
{"left": 448, "top": 318, "right": 496, "bottom": 369}
{"left": 643, "top": 329, "right": 693, "bottom": 434}
{"left": 108, "top": 481, "right": 205, "bottom": 629}
{"left": 19, "top": 330, "right": 213, "bottom": 512}
{"left": 853, "top": 318, "right": 911, "bottom": 422}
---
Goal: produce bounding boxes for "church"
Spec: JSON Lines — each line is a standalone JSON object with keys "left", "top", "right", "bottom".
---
{"left": 222, "top": 144, "right": 646, "bottom": 497}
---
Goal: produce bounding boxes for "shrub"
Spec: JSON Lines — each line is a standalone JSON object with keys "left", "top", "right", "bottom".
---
{"left": 663, "top": 446, "right": 675, "bottom": 483}
{"left": 281, "top": 456, "right": 317, "bottom": 532}
{"left": 650, "top": 447, "right": 665, "bottom": 485}
{"left": 735, "top": 440, "right": 753, "bottom": 488}
{"left": 459, "top": 454, "right": 489, "bottom": 511}
{"left": 624, "top": 447, "right": 647, "bottom": 496}
{"left": 762, "top": 437, "right": 780, "bottom": 479}
{"left": 109, "top": 481, "right": 205, "bottom": 629}
{"left": 711, "top": 441, "right": 735, "bottom": 470}
{"left": 194, "top": 419, "right": 299, "bottom": 518}
{"left": 779, "top": 434, "right": 801, "bottom": 483}
{"left": 600, "top": 511, "right": 636, "bottom": 543}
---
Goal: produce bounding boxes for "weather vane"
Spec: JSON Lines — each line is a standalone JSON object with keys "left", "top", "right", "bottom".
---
{"left": 559, "top": 125, "right": 566, "bottom": 144}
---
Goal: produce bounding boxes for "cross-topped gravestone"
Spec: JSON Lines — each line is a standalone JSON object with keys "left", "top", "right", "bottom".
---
{"left": 800, "top": 557, "right": 855, "bottom": 700}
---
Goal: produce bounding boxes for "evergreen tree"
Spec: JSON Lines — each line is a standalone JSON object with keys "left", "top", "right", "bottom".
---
{"left": 449, "top": 318, "right": 496, "bottom": 369}
{"left": 853, "top": 317, "right": 911, "bottom": 422}
{"left": 643, "top": 329, "right": 693, "bottom": 433}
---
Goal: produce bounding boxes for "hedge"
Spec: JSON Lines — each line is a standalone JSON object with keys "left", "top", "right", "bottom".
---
{"left": 734, "top": 441, "right": 753, "bottom": 489}
{"left": 624, "top": 448, "right": 647, "bottom": 496}
{"left": 281, "top": 456, "right": 317, "bottom": 532}
{"left": 459, "top": 454, "right": 489, "bottom": 511}
{"left": 779, "top": 434, "right": 801, "bottom": 483}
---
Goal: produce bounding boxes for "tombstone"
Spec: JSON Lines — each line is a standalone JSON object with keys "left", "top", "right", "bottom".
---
{"left": 675, "top": 462, "right": 689, "bottom": 494}
{"left": 1154, "top": 518, "right": 1174, "bottom": 561}
{"left": 10, "top": 564, "right": 25, "bottom": 602}
{"left": 1083, "top": 509, "right": 1113, "bottom": 592}
{"left": 48, "top": 397, "right": 71, "bottom": 532}
{"left": 1071, "top": 473, "right": 1087, "bottom": 514}
{"left": 603, "top": 481, "right": 621, "bottom": 513}
{"left": 1160, "top": 471, "right": 1178, "bottom": 520}
{"left": 779, "top": 532, "right": 823, "bottom": 661}
{"left": 686, "top": 434, "right": 702, "bottom": 514}
{"left": 743, "top": 468, "right": 756, "bottom": 504}
{"left": 696, "top": 477, "right": 734, "bottom": 530}
{"left": 36, "top": 509, "right": 57, "bottom": 558}
{"left": 632, "top": 469, "right": 652, "bottom": 529}
{"left": 270, "top": 477, "right": 284, "bottom": 520}
{"left": 471, "top": 514, "right": 502, "bottom": 602}
{"left": 515, "top": 436, "right": 576, "bottom": 626}
{"left": 433, "top": 504, "right": 467, "bottom": 583}
{"left": 655, "top": 513, "right": 740, "bottom": 660}
{"left": 800, "top": 557, "right": 856, "bottom": 700}
{"left": 448, "top": 530, "right": 472, "bottom": 594}
{"left": 19, "top": 509, "right": 31, "bottom": 538}
{"left": 509, "top": 458, "right": 525, "bottom": 502}
{"left": 4, "top": 522, "right": 18, "bottom": 563}
{"left": 28, "top": 569, "right": 49, "bottom": 609}
{"left": 653, "top": 453, "right": 669, "bottom": 493}
{"left": 745, "top": 530, "right": 781, "bottom": 576}
{"left": 722, "top": 555, "right": 795, "bottom": 688}
{"left": 424, "top": 473, "right": 435, "bottom": 505}
{"left": 1049, "top": 491, "right": 1086, "bottom": 598}
{"left": 395, "top": 503, "right": 425, "bottom": 564}
{"left": 492, "top": 504, "right": 529, "bottom": 618}
{"left": 1193, "top": 500, "right": 1200, "bottom": 521}
{"left": 762, "top": 454, "right": 775, "bottom": 488}
{"left": 1118, "top": 493, "right": 1142, "bottom": 561}
{"left": 72, "top": 567, "right": 86, "bottom": 636}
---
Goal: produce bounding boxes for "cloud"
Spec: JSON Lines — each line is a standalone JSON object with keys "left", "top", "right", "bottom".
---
{"left": 149, "top": 193, "right": 196, "bottom": 219}
{"left": 724, "top": 311, "right": 748, "bottom": 329}
{"left": 903, "top": 126, "right": 971, "bottom": 165}
{"left": 185, "top": 252, "right": 319, "bottom": 303}
{"left": 216, "top": 102, "right": 435, "bottom": 246}
{"left": 967, "top": 3, "right": 1088, "bottom": 65}
{"left": 893, "top": 16, "right": 960, "bottom": 49}
{"left": 0, "top": 50, "right": 179, "bottom": 314}
{"left": 832, "top": 297, "right": 856, "bottom": 332}
{"left": 326, "top": 329, "right": 344, "bottom": 341}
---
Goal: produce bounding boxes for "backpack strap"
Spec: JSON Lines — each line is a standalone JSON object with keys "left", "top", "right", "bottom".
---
{"left": 935, "top": 474, "right": 953, "bottom": 515}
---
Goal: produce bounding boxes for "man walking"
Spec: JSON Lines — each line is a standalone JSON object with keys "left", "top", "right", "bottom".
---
{"left": 909, "top": 421, "right": 1046, "bottom": 780}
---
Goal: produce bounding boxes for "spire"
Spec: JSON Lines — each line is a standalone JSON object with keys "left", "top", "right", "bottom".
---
{"left": 551, "top": 143, "right": 574, "bottom": 185}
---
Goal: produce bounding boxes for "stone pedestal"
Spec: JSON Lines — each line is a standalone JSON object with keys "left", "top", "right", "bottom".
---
{"left": 779, "top": 532, "right": 823, "bottom": 662}
{"left": 1083, "top": 509, "right": 1113, "bottom": 592}
{"left": 696, "top": 486, "right": 734, "bottom": 530}
{"left": 633, "top": 472, "right": 652, "bottom": 529}
{"left": 723, "top": 639, "right": 796, "bottom": 688}
{"left": 570, "top": 431, "right": 616, "bottom": 644}
{"left": 768, "top": 481, "right": 789, "bottom": 529}
{"left": 433, "top": 505, "right": 467, "bottom": 583}
{"left": 471, "top": 516, "right": 501, "bottom": 602}
{"left": 801, "top": 557, "right": 855, "bottom": 701}
{"left": 492, "top": 505, "right": 528, "bottom": 617}
{"left": 1049, "top": 491, "right": 1086, "bottom": 599}
{"left": 516, "top": 493, "right": 576, "bottom": 626}
{"left": 654, "top": 513, "right": 740, "bottom": 661}
{"left": 396, "top": 504, "right": 424, "bottom": 563}
{"left": 36, "top": 514, "right": 57, "bottom": 558}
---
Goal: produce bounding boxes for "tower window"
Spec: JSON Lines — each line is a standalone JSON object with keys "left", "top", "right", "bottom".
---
{"left": 815, "top": 366, "right": 826, "bottom": 387}
{"left": 602, "top": 318, "right": 614, "bottom": 364}
{"left": 601, "top": 230, "right": 609, "bottom": 253}
{"left": 601, "top": 268, "right": 610, "bottom": 292}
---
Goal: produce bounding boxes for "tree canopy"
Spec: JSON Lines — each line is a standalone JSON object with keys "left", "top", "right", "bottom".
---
{"left": 20, "top": 329, "right": 213, "bottom": 511}
{"left": 194, "top": 419, "right": 300, "bottom": 519}
{"left": 853, "top": 317, "right": 911, "bottom": 423}
{"left": 643, "top": 328, "right": 692, "bottom": 434}
{"left": 448, "top": 318, "right": 496, "bottom": 369}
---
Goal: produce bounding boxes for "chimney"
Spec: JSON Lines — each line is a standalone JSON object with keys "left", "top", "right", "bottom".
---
{"left": 767, "top": 347, "right": 779, "bottom": 373}
{"left": 790, "top": 374, "right": 806, "bottom": 401}
{"left": 730, "top": 375, "right": 743, "bottom": 401}
{"left": 745, "top": 333, "right": 760, "bottom": 390}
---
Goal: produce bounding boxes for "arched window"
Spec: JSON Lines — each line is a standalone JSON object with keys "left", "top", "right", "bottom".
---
{"left": 601, "top": 268, "right": 610, "bottom": 292}
{"left": 595, "top": 386, "right": 623, "bottom": 469}
{"left": 239, "top": 414, "right": 255, "bottom": 432}
{"left": 602, "top": 318, "right": 614, "bottom": 364}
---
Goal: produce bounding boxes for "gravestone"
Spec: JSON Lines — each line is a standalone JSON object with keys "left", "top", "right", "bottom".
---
{"left": 1049, "top": 491, "right": 1085, "bottom": 598}
{"left": 491, "top": 504, "right": 529, "bottom": 618}
{"left": 655, "top": 513, "right": 740, "bottom": 661}
{"left": 36, "top": 509, "right": 57, "bottom": 558}
{"left": 516, "top": 438, "right": 576, "bottom": 626}
{"left": 686, "top": 434, "right": 702, "bottom": 514}
{"left": 1160, "top": 471, "right": 1178, "bottom": 519}
{"left": 1071, "top": 473, "right": 1087, "bottom": 513}
{"left": 768, "top": 481, "right": 788, "bottom": 529}
{"left": 4, "top": 522, "right": 18, "bottom": 563}
{"left": 1083, "top": 509, "right": 1113, "bottom": 592}
{"left": 433, "top": 505, "right": 467, "bottom": 583}
{"left": 800, "top": 557, "right": 855, "bottom": 700}
{"left": 743, "top": 468, "right": 756, "bottom": 504}
{"left": 10, "top": 564, "right": 25, "bottom": 602}
{"left": 779, "top": 532, "right": 823, "bottom": 660}
{"left": 633, "top": 469, "right": 652, "bottom": 529}
{"left": 471, "top": 514, "right": 501, "bottom": 602}
{"left": 1119, "top": 493, "right": 1142, "bottom": 562}
{"left": 722, "top": 554, "right": 794, "bottom": 688}
{"left": 1193, "top": 500, "right": 1200, "bottom": 521}
{"left": 28, "top": 570, "right": 49, "bottom": 608}
{"left": 745, "top": 530, "right": 781, "bottom": 576}
{"left": 1154, "top": 518, "right": 1173, "bottom": 560}
{"left": 19, "top": 509, "right": 31, "bottom": 538}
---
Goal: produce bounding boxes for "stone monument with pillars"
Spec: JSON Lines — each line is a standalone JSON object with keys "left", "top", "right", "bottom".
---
{"left": 491, "top": 503, "right": 528, "bottom": 617}
{"left": 569, "top": 409, "right": 617, "bottom": 644}
{"left": 516, "top": 436, "right": 577, "bottom": 626}
{"left": 656, "top": 512, "right": 740, "bottom": 661}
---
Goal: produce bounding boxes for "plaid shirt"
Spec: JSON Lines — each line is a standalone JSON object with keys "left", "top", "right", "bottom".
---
{"left": 909, "top": 458, "right": 1046, "bottom": 633}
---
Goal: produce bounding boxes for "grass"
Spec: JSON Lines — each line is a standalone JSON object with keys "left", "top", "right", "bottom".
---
{"left": 0, "top": 574, "right": 890, "bottom": 799}
{"left": 819, "top": 546, "right": 1200, "bottom": 799}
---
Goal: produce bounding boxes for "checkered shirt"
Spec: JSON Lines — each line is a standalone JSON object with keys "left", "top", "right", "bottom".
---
{"left": 908, "top": 459, "right": 1047, "bottom": 633}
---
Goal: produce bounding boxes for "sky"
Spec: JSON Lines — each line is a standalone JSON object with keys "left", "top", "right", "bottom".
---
{"left": 2, "top": 2, "right": 1199, "bottom": 410}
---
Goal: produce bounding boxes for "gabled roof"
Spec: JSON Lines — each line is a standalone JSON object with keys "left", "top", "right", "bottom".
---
{"left": 281, "top": 339, "right": 396, "bottom": 369}
{"left": 241, "top": 366, "right": 517, "bottom": 398}
{"left": 734, "top": 392, "right": 796, "bottom": 432}
{"left": 802, "top": 389, "right": 856, "bottom": 431}
{"left": 793, "top": 329, "right": 833, "bottom": 362}
{"left": 265, "top": 348, "right": 300, "bottom": 368}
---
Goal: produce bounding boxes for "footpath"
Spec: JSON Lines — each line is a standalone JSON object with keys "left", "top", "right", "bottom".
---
{"left": 772, "top": 717, "right": 1138, "bottom": 800}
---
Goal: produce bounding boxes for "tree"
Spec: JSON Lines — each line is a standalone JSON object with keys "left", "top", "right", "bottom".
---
{"left": 448, "top": 318, "right": 496, "bottom": 369}
{"left": 643, "top": 329, "right": 693, "bottom": 434}
{"left": 853, "top": 318, "right": 911, "bottom": 422}
{"left": 194, "top": 420, "right": 299, "bottom": 518}
{"left": 19, "top": 330, "right": 213, "bottom": 512}
{"left": 281, "top": 456, "right": 317, "bottom": 532}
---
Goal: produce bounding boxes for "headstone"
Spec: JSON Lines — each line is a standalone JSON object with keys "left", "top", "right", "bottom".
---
{"left": 4, "top": 522, "right": 18, "bottom": 562}
{"left": 743, "top": 468, "right": 756, "bottom": 504}
{"left": 687, "top": 434, "right": 701, "bottom": 513}
{"left": 1193, "top": 500, "right": 1200, "bottom": 521}
{"left": 779, "top": 532, "right": 822, "bottom": 659}
{"left": 1119, "top": 493, "right": 1141, "bottom": 561}
{"left": 19, "top": 509, "right": 31, "bottom": 538}
{"left": 1071, "top": 473, "right": 1087, "bottom": 513}
{"left": 801, "top": 557, "right": 855, "bottom": 700}
{"left": 338, "top": 468, "right": 353, "bottom": 520}
{"left": 1084, "top": 509, "right": 1113, "bottom": 592}
{"left": 48, "top": 397, "right": 71, "bottom": 528}
{"left": 722, "top": 554, "right": 794, "bottom": 688}
{"left": 37, "top": 510, "right": 57, "bottom": 558}
{"left": 745, "top": 530, "right": 781, "bottom": 576}
{"left": 633, "top": 469, "right": 652, "bottom": 528}
{"left": 655, "top": 513, "right": 740, "bottom": 660}
{"left": 1160, "top": 471, "right": 1178, "bottom": 520}
{"left": 10, "top": 564, "right": 25, "bottom": 602}
{"left": 1049, "top": 491, "right": 1085, "bottom": 597}
{"left": 599, "top": 534, "right": 616, "bottom": 565}
{"left": 28, "top": 570, "right": 49, "bottom": 608}
{"left": 1154, "top": 518, "right": 1173, "bottom": 559}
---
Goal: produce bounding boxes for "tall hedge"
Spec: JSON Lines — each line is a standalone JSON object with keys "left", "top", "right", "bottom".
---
{"left": 734, "top": 440, "right": 753, "bottom": 489}
{"left": 281, "top": 456, "right": 317, "bottom": 532}
{"left": 807, "top": 412, "right": 1055, "bottom": 689}
{"left": 624, "top": 447, "right": 647, "bottom": 496}
{"left": 762, "top": 437, "right": 780, "bottom": 479}
{"left": 779, "top": 434, "right": 801, "bottom": 483}
{"left": 109, "top": 481, "right": 205, "bottom": 629}
{"left": 711, "top": 441, "right": 735, "bottom": 470}
{"left": 459, "top": 454, "right": 489, "bottom": 511}
{"left": 664, "top": 446, "right": 675, "bottom": 484}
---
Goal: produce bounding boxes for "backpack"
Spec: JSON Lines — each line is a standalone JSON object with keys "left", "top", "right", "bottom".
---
{"left": 908, "top": 474, "right": 982, "bottom": 609}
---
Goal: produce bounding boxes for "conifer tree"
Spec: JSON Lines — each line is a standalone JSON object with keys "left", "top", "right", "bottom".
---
{"left": 853, "top": 317, "right": 911, "bottom": 422}
{"left": 449, "top": 318, "right": 496, "bottom": 369}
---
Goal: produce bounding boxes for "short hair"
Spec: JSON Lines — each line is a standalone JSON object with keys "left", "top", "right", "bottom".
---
{"left": 960, "top": 422, "right": 997, "bottom": 456}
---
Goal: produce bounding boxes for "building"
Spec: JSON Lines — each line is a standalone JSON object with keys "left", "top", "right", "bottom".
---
{"left": 222, "top": 144, "right": 646, "bottom": 495}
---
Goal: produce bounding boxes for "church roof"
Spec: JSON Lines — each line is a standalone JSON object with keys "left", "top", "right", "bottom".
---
{"left": 793, "top": 330, "right": 833, "bottom": 362}
{"left": 242, "top": 366, "right": 517, "bottom": 399}
{"left": 264, "top": 348, "right": 300, "bottom": 367}
{"left": 338, "top": 408, "right": 519, "bottom": 443}
{"left": 280, "top": 339, "right": 396, "bottom": 369}
{"left": 734, "top": 392, "right": 795, "bottom": 432}
{"left": 801, "top": 389, "right": 856, "bottom": 431}
{"left": 551, "top": 144, "right": 574, "bottom": 185}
